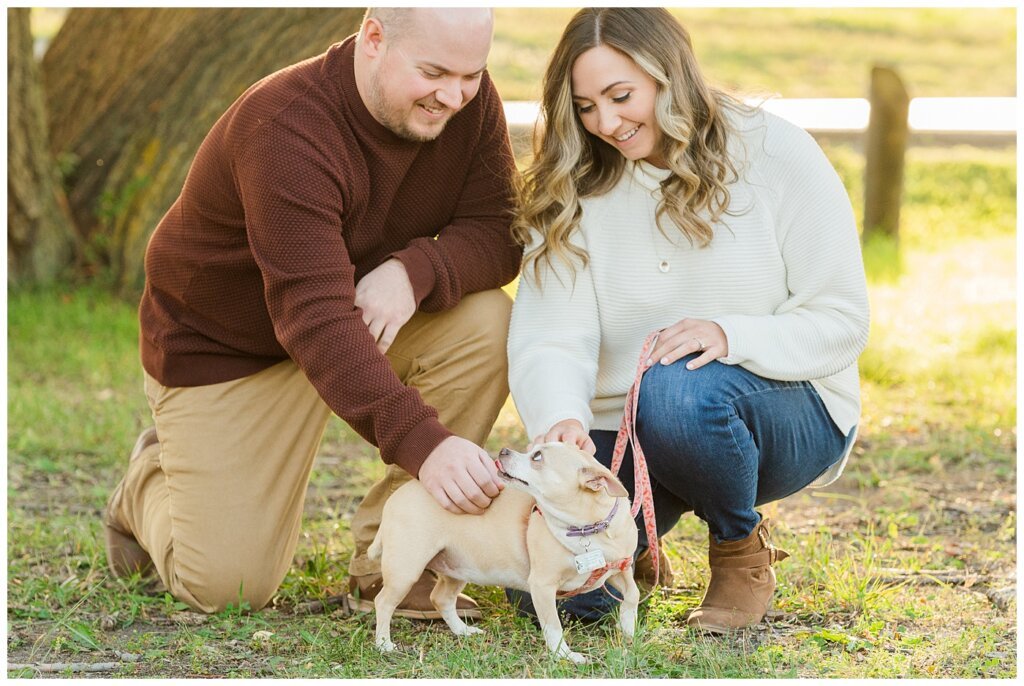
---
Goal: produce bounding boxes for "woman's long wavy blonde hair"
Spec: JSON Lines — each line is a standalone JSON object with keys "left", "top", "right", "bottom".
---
{"left": 513, "top": 8, "right": 744, "bottom": 286}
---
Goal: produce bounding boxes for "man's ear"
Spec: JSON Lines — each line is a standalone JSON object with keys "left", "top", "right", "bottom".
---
{"left": 580, "top": 467, "right": 629, "bottom": 498}
{"left": 359, "top": 17, "right": 385, "bottom": 58}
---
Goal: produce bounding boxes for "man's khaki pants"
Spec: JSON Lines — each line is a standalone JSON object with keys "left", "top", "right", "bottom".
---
{"left": 110, "top": 290, "right": 512, "bottom": 613}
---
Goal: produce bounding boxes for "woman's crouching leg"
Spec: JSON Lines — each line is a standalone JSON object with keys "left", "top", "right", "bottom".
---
{"left": 636, "top": 354, "right": 846, "bottom": 543}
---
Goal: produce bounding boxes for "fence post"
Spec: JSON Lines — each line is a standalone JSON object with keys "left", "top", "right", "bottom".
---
{"left": 863, "top": 66, "right": 910, "bottom": 243}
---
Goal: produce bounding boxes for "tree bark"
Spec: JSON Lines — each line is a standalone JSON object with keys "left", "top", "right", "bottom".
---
{"left": 41, "top": 7, "right": 365, "bottom": 293}
{"left": 7, "top": 8, "right": 78, "bottom": 286}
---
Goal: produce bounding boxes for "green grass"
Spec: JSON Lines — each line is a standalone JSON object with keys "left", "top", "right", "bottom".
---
{"left": 7, "top": 140, "right": 1016, "bottom": 677}
{"left": 489, "top": 7, "right": 1016, "bottom": 100}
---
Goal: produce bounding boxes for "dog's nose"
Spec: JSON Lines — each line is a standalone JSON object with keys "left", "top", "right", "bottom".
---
{"left": 499, "top": 447, "right": 511, "bottom": 457}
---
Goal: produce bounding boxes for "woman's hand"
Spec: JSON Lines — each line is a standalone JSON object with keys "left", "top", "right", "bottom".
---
{"left": 648, "top": 318, "right": 728, "bottom": 371}
{"left": 531, "top": 418, "right": 596, "bottom": 455}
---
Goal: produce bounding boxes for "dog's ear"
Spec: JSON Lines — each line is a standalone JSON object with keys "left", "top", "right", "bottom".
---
{"left": 580, "top": 467, "right": 629, "bottom": 498}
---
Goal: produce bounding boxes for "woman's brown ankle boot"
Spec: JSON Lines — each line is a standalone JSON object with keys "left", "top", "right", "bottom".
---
{"left": 686, "top": 516, "right": 789, "bottom": 633}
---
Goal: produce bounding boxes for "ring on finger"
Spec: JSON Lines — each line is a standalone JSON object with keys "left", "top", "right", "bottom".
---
{"left": 694, "top": 337, "right": 705, "bottom": 351}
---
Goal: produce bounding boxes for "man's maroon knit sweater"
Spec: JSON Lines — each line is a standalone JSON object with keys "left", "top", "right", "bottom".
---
{"left": 139, "top": 37, "right": 521, "bottom": 476}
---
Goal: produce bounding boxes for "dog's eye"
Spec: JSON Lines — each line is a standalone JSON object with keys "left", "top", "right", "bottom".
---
{"left": 531, "top": 450, "right": 543, "bottom": 462}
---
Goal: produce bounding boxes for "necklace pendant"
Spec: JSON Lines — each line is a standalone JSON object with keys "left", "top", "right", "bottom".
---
{"left": 658, "top": 260, "right": 670, "bottom": 273}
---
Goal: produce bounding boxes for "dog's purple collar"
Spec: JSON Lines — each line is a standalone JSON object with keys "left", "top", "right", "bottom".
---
{"left": 565, "top": 498, "right": 621, "bottom": 538}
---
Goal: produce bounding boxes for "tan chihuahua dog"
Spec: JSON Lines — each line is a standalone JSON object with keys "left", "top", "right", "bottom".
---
{"left": 368, "top": 442, "right": 640, "bottom": 664}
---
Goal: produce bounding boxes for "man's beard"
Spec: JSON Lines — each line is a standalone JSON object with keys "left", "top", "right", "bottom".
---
{"left": 367, "top": 70, "right": 447, "bottom": 143}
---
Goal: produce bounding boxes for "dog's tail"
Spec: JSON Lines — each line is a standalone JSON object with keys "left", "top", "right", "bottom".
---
{"left": 367, "top": 529, "right": 383, "bottom": 561}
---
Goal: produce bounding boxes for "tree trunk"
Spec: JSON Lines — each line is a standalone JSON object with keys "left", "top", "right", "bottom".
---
{"left": 7, "top": 8, "right": 78, "bottom": 286}
{"left": 41, "top": 7, "right": 365, "bottom": 293}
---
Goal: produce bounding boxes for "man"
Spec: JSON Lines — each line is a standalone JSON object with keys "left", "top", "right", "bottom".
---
{"left": 104, "top": 7, "right": 520, "bottom": 619}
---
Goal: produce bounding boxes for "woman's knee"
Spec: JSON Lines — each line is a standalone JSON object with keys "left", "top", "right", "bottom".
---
{"left": 639, "top": 360, "right": 729, "bottom": 431}
{"left": 635, "top": 359, "right": 751, "bottom": 469}
{"left": 643, "top": 353, "right": 748, "bottom": 404}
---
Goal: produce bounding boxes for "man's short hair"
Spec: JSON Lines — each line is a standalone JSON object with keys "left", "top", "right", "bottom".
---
{"left": 362, "top": 7, "right": 414, "bottom": 43}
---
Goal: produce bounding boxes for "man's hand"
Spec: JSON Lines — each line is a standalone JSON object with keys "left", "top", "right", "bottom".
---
{"left": 531, "top": 418, "right": 596, "bottom": 455}
{"left": 418, "top": 436, "right": 505, "bottom": 515}
{"left": 354, "top": 258, "right": 417, "bottom": 353}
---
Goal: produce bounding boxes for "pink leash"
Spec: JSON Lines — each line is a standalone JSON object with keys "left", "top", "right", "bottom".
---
{"left": 609, "top": 331, "right": 661, "bottom": 587}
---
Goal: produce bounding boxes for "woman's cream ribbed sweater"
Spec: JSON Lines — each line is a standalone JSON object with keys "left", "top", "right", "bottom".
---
{"left": 508, "top": 108, "right": 869, "bottom": 485}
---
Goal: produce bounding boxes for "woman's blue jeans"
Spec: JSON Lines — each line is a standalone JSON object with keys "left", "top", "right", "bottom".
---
{"left": 506, "top": 353, "right": 851, "bottom": 621}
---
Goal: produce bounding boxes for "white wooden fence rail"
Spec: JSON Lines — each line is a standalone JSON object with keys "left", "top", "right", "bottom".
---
{"left": 503, "top": 97, "right": 1017, "bottom": 134}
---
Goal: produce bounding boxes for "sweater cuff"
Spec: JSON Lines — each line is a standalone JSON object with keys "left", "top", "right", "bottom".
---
{"left": 517, "top": 395, "right": 594, "bottom": 442}
{"left": 390, "top": 245, "right": 437, "bottom": 307}
{"left": 389, "top": 416, "right": 453, "bottom": 477}
{"left": 711, "top": 316, "right": 745, "bottom": 366}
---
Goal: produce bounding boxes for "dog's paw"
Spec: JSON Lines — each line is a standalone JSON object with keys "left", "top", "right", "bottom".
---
{"left": 565, "top": 651, "right": 588, "bottom": 665}
{"left": 376, "top": 638, "right": 397, "bottom": 653}
{"left": 453, "top": 625, "right": 484, "bottom": 637}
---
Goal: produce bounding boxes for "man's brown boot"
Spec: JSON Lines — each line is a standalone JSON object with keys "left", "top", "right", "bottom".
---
{"left": 347, "top": 572, "right": 482, "bottom": 621}
{"left": 104, "top": 427, "right": 159, "bottom": 578}
{"left": 686, "top": 516, "right": 789, "bottom": 633}
{"left": 634, "top": 541, "right": 674, "bottom": 591}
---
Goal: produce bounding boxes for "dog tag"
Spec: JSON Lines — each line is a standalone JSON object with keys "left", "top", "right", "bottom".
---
{"left": 574, "top": 549, "right": 607, "bottom": 574}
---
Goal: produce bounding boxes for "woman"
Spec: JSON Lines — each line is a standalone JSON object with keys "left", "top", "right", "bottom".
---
{"left": 507, "top": 7, "right": 869, "bottom": 632}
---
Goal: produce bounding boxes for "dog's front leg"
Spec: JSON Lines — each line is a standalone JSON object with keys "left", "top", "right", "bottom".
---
{"left": 529, "top": 580, "right": 587, "bottom": 664}
{"left": 605, "top": 570, "right": 641, "bottom": 641}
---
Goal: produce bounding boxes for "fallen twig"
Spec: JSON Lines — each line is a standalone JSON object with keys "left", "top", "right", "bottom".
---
{"left": 12, "top": 502, "right": 99, "bottom": 515}
{"left": 8, "top": 661, "right": 124, "bottom": 674}
{"left": 978, "top": 586, "right": 1016, "bottom": 611}
{"left": 870, "top": 567, "right": 1017, "bottom": 601}
{"left": 294, "top": 594, "right": 351, "bottom": 615}
{"left": 869, "top": 568, "right": 985, "bottom": 586}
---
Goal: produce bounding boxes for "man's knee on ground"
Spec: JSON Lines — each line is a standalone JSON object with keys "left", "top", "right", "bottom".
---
{"left": 169, "top": 561, "right": 282, "bottom": 614}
